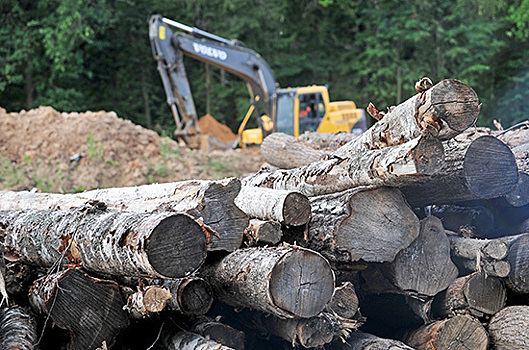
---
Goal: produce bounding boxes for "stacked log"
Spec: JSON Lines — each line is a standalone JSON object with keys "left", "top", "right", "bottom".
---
{"left": 0, "top": 78, "right": 527, "bottom": 350}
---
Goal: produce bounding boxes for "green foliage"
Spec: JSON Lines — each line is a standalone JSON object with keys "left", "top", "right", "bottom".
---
{"left": 85, "top": 133, "right": 104, "bottom": 160}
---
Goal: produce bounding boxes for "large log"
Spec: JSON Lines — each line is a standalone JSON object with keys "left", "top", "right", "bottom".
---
{"left": 383, "top": 216, "right": 458, "bottom": 297}
{"left": 261, "top": 132, "right": 325, "bottom": 169}
{"left": 0, "top": 178, "right": 247, "bottom": 252}
{"left": 201, "top": 245, "right": 335, "bottom": 318}
{"left": 243, "top": 135, "right": 444, "bottom": 197}
{"left": 0, "top": 207, "right": 207, "bottom": 278}
{"left": 332, "top": 79, "right": 479, "bottom": 158}
{"left": 488, "top": 305, "right": 529, "bottom": 350}
{"left": 28, "top": 268, "right": 129, "bottom": 350}
{"left": 503, "top": 233, "right": 529, "bottom": 294}
{"left": 401, "top": 135, "right": 519, "bottom": 207}
{"left": 0, "top": 305, "right": 37, "bottom": 350}
{"left": 405, "top": 315, "right": 488, "bottom": 350}
{"left": 505, "top": 172, "right": 529, "bottom": 207}
{"left": 235, "top": 186, "right": 311, "bottom": 226}
{"left": 432, "top": 272, "right": 507, "bottom": 319}
{"left": 299, "top": 187, "right": 419, "bottom": 263}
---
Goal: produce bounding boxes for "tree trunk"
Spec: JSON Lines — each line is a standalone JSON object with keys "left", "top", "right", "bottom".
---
{"left": 235, "top": 186, "right": 311, "bottom": 226}
{"left": 384, "top": 216, "right": 458, "bottom": 297}
{"left": 298, "top": 132, "right": 357, "bottom": 151}
{"left": 503, "top": 233, "right": 529, "bottom": 294}
{"left": 326, "top": 282, "right": 359, "bottom": 319}
{"left": 332, "top": 332, "right": 414, "bottom": 350}
{"left": 0, "top": 305, "right": 37, "bottom": 350}
{"left": 0, "top": 207, "right": 207, "bottom": 279}
{"left": 165, "top": 331, "right": 234, "bottom": 350}
{"left": 201, "top": 245, "right": 335, "bottom": 318}
{"left": 261, "top": 132, "right": 325, "bottom": 169}
{"left": 300, "top": 187, "right": 419, "bottom": 263}
{"left": 332, "top": 79, "right": 479, "bottom": 159}
{"left": 401, "top": 135, "right": 519, "bottom": 207}
{"left": 191, "top": 320, "right": 245, "bottom": 350}
{"left": 0, "top": 178, "right": 247, "bottom": 252}
{"left": 28, "top": 268, "right": 129, "bottom": 350}
{"left": 244, "top": 219, "right": 282, "bottom": 246}
{"left": 505, "top": 172, "right": 529, "bottom": 207}
{"left": 488, "top": 305, "right": 529, "bottom": 350}
{"left": 243, "top": 135, "right": 444, "bottom": 197}
{"left": 432, "top": 272, "right": 507, "bottom": 318}
{"left": 405, "top": 315, "right": 488, "bottom": 350}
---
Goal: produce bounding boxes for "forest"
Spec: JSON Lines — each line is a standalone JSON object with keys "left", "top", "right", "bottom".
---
{"left": 1, "top": 0, "right": 529, "bottom": 135}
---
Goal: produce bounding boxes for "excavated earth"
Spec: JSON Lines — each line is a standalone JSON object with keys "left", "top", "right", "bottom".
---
{"left": 0, "top": 106, "right": 264, "bottom": 193}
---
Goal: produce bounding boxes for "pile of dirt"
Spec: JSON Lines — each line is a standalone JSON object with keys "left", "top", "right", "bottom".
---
{"left": 198, "top": 114, "right": 238, "bottom": 143}
{"left": 0, "top": 106, "right": 264, "bottom": 193}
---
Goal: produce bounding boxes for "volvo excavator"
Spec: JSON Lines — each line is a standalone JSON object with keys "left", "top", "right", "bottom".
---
{"left": 149, "top": 15, "right": 367, "bottom": 149}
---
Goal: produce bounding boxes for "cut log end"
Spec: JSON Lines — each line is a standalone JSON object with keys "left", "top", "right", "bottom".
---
{"left": 146, "top": 214, "right": 207, "bottom": 278}
{"left": 505, "top": 172, "right": 529, "bottom": 207}
{"left": 282, "top": 192, "right": 311, "bottom": 226}
{"left": 463, "top": 136, "right": 518, "bottom": 199}
{"left": 413, "top": 135, "right": 445, "bottom": 175}
{"left": 177, "top": 278, "right": 213, "bottom": 315}
{"left": 269, "top": 249, "right": 335, "bottom": 318}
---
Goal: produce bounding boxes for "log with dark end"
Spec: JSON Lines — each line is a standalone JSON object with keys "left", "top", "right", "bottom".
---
{"left": 505, "top": 233, "right": 529, "bottom": 294}
{"left": 166, "top": 331, "right": 234, "bottom": 350}
{"left": 331, "top": 332, "right": 414, "bottom": 350}
{"left": 244, "top": 219, "right": 282, "bottom": 246}
{"left": 28, "top": 268, "right": 129, "bottom": 350}
{"left": 432, "top": 272, "right": 506, "bottom": 319}
{"left": 402, "top": 135, "right": 519, "bottom": 207}
{"left": 261, "top": 132, "right": 325, "bottom": 169}
{"left": 192, "top": 320, "right": 245, "bottom": 350}
{"left": 201, "top": 246, "right": 335, "bottom": 318}
{"left": 385, "top": 216, "right": 458, "bottom": 297}
{"left": 405, "top": 315, "right": 488, "bottom": 350}
{"left": 0, "top": 209, "right": 207, "bottom": 278}
{"left": 306, "top": 187, "right": 420, "bottom": 263}
{"left": 326, "top": 281, "right": 359, "bottom": 319}
{"left": 0, "top": 305, "right": 37, "bottom": 350}
{"left": 488, "top": 305, "right": 529, "bottom": 350}
{"left": 505, "top": 172, "right": 529, "bottom": 207}
{"left": 235, "top": 186, "right": 311, "bottom": 226}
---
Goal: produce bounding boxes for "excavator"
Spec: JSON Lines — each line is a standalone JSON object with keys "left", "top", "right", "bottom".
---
{"left": 149, "top": 15, "right": 367, "bottom": 149}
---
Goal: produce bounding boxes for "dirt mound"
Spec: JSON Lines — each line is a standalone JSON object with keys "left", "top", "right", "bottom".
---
{"left": 0, "top": 106, "right": 263, "bottom": 193}
{"left": 198, "top": 114, "right": 238, "bottom": 143}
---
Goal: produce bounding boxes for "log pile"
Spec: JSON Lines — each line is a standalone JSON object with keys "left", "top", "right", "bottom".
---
{"left": 0, "top": 78, "right": 527, "bottom": 350}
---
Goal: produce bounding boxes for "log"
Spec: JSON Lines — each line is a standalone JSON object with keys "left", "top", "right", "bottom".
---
{"left": 384, "top": 216, "right": 458, "bottom": 297}
{"left": 28, "top": 268, "right": 129, "bottom": 350}
{"left": 504, "top": 233, "right": 529, "bottom": 294}
{"left": 432, "top": 272, "right": 507, "bottom": 318}
{"left": 201, "top": 245, "right": 335, "bottom": 318}
{"left": 513, "top": 142, "right": 529, "bottom": 173}
{"left": 430, "top": 204, "right": 496, "bottom": 237}
{"left": 332, "top": 79, "right": 479, "bottom": 158}
{"left": 488, "top": 305, "right": 529, "bottom": 350}
{"left": 331, "top": 332, "right": 414, "bottom": 350}
{"left": 505, "top": 172, "right": 529, "bottom": 207}
{"left": 235, "top": 186, "right": 311, "bottom": 226}
{"left": 124, "top": 277, "right": 213, "bottom": 318}
{"left": 191, "top": 320, "right": 245, "bottom": 350}
{"left": 165, "top": 331, "right": 234, "bottom": 350}
{"left": 326, "top": 282, "right": 359, "bottom": 319}
{"left": 405, "top": 315, "right": 488, "bottom": 350}
{"left": 261, "top": 132, "right": 325, "bottom": 169}
{"left": 298, "top": 132, "right": 357, "bottom": 151}
{"left": 0, "top": 305, "right": 37, "bottom": 350}
{"left": 0, "top": 178, "right": 247, "bottom": 252}
{"left": 0, "top": 207, "right": 207, "bottom": 279}
{"left": 244, "top": 219, "right": 282, "bottom": 246}
{"left": 300, "top": 186, "right": 419, "bottom": 263}
{"left": 243, "top": 134, "right": 444, "bottom": 197}
{"left": 401, "top": 135, "right": 519, "bottom": 207}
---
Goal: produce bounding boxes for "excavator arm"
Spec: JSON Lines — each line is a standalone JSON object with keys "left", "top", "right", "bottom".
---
{"left": 149, "top": 15, "right": 278, "bottom": 147}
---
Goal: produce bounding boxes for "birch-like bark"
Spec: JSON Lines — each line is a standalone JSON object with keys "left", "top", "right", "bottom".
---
{"left": 337, "top": 332, "right": 414, "bottom": 350}
{"left": 166, "top": 331, "right": 234, "bottom": 350}
{"left": 488, "top": 306, "right": 529, "bottom": 350}
{"left": 0, "top": 207, "right": 207, "bottom": 278}
{"left": 261, "top": 132, "right": 325, "bottom": 169}
{"left": 0, "top": 305, "right": 37, "bottom": 350}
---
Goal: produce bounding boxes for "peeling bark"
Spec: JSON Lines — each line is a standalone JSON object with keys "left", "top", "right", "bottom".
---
{"left": 261, "top": 132, "right": 325, "bottom": 169}
{"left": 332, "top": 332, "right": 414, "bottom": 350}
{"left": 0, "top": 305, "right": 37, "bottom": 350}
{"left": 191, "top": 320, "right": 245, "bottom": 350}
{"left": 165, "top": 331, "right": 234, "bottom": 350}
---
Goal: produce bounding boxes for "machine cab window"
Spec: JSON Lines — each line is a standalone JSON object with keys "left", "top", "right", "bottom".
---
{"left": 298, "top": 93, "right": 325, "bottom": 135}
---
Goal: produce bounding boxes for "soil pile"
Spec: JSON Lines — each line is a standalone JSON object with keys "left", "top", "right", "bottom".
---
{"left": 0, "top": 106, "right": 263, "bottom": 193}
{"left": 198, "top": 114, "right": 239, "bottom": 143}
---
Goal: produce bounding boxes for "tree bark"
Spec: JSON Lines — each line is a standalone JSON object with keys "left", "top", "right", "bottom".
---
{"left": 28, "top": 268, "right": 129, "bottom": 350}
{"left": 332, "top": 79, "right": 479, "bottom": 159}
{"left": 401, "top": 135, "right": 519, "bottom": 207}
{"left": 300, "top": 187, "right": 419, "bottom": 263}
{"left": 298, "top": 132, "right": 357, "bottom": 151}
{"left": 331, "top": 332, "right": 414, "bottom": 350}
{"left": 261, "top": 132, "right": 325, "bottom": 169}
{"left": 235, "top": 186, "right": 311, "bottom": 226}
{"left": 0, "top": 207, "right": 207, "bottom": 279}
{"left": 505, "top": 172, "right": 529, "bottom": 207}
{"left": 384, "top": 216, "right": 458, "bottom": 297}
{"left": 243, "top": 135, "right": 444, "bottom": 197}
{"left": 244, "top": 219, "right": 282, "bottom": 246}
{"left": 165, "top": 331, "right": 234, "bottom": 350}
{"left": 503, "top": 233, "right": 529, "bottom": 294}
{"left": 405, "top": 315, "right": 488, "bottom": 350}
{"left": 191, "top": 320, "right": 245, "bottom": 350}
{"left": 201, "top": 245, "right": 335, "bottom": 318}
{"left": 432, "top": 272, "right": 507, "bottom": 318}
{"left": 0, "top": 305, "right": 37, "bottom": 350}
{"left": 0, "top": 178, "right": 247, "bottom": 252}
{"left": 488, "top": 305, "right": 529, "bottom": 350}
